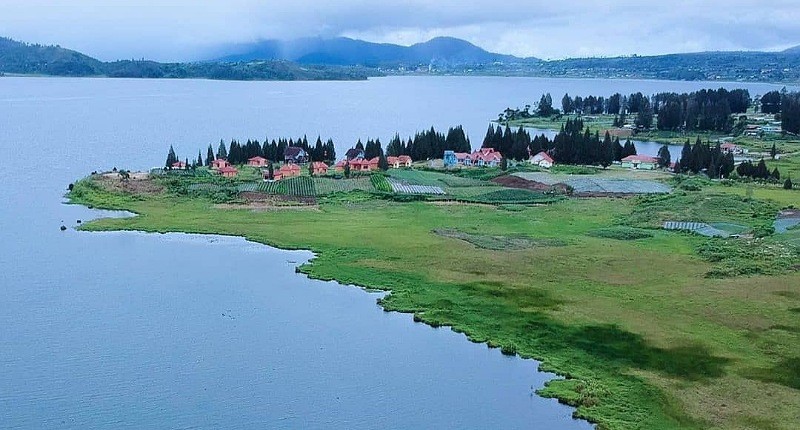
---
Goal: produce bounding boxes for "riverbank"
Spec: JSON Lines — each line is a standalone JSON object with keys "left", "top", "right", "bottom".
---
{"left": 67, "top": 170, "right": 800, "bottom": 430}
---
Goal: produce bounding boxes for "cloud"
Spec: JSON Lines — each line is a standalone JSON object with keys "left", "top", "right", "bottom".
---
{"left": 1, "top": 0, "right": 798, "bottom": 61}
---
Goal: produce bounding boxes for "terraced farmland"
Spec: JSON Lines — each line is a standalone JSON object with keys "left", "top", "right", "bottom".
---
{"left": 313, "top": 176, "right": 375, "bottom": 195}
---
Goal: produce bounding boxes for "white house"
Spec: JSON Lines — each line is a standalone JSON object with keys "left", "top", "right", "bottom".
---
{"left": 529, "top": 151, "right": 554, "bottom": 168}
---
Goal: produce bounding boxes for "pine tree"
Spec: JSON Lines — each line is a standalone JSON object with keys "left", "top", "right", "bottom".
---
{"left": 206, "top": 144, "right": 215, "bottom": 166}
{"left": 378, "top": 149, "right": 389, "bottom": 171}
{"left": 165, "top": 145, "right": 177, "bottom": 168}
{"left": 267, "top": 162, "right": 274, "bottom": 180}
{"left": 197, "top": 151, "right": 203, "bottom": 167}
{"left": 772, "top": 168, "right": 781, "bottom": 181}
{"left": 784, "top": 177, "right": 793, "bottom": 190}
{"left": 500, "top": 157, "right": 508, "bottom": 171}
{"left": 343, "top": 161, "right": 351, "bottom": 178}
{"left": 657, "top": 144, "right": 671, "bottom": 168}
{"left": 217, "top": 139, "right": 227, "bottom": 160}
{"left": 770, "top": 143, "right": 778, "bottom": 159}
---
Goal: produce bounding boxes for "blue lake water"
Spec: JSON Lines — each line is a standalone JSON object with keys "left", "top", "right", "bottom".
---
{"left": 0, "top": 76, "right": 792, "bottom": 429}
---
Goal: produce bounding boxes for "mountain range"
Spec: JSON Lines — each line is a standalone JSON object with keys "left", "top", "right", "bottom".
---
{"left": 213, "top": 36, "right": 528, "bottom": 66}
{"left": 3, "top": 35, "right": 800, "bottom": 83}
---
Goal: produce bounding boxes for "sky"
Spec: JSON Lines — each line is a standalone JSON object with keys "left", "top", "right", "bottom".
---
{"left": 2, "top": 0, "right": 799, "bottom": 61}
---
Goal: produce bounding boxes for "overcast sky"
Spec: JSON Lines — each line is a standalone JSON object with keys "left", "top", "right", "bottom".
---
{"left": 2, "top": 0, "right": 799, "bottom": 61}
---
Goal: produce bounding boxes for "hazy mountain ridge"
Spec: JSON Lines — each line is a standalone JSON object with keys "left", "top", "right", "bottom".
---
{"left": 0, "top": 37, "right": 375, "bottom": 80}
{"left": 215, "top": 36, "right": 528, "bottom": 66}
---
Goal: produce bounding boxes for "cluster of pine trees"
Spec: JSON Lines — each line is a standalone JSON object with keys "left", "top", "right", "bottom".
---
{"left": 674, "top": 138, "right": 735, "bottom": 178}
{"left": 385, "top": 126, "right": 471, "bottom": 160}
{"left": 653, "top": 88, "right": 750, "bottom": 132}
{"left": 166, "top": 135, "right": 337, "bottom": 169}
{"left": 735, "top": 159, "right": 782, "bottom": 182}
{"left": 478, "top": 121, "right": 638, "bottom": 166}
{"left": 753, "top": 89, "right": 800, "bottom": 134}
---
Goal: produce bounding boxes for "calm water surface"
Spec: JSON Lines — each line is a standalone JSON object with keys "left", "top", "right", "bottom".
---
{"left": 0, "top": 76, "right": 791, "bottom": 429}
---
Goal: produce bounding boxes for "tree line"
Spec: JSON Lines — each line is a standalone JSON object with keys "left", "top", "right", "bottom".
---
{"left": 477, "top": 121, "right": 638, "bottom": 166}
{"left": 165, "top": 135, "right": 337, "bottom": 168}
{"left": 385, "top": 126, "right": 471, "bottom": 160}
{"left": 674, "top": 138, "right": 735, "bottom": 179}
{"left": 499, "top": 88, "right": 752, "bottom": 134}
{"left": 760, "top": 89, "right": 800, "bottom": 134}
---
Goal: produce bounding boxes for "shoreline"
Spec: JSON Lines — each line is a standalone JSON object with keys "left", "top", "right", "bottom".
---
{"left": 66, "top": 171, "right": 800, "bottom": 430}
{"left": 69, "top": 212, "right": 594, "bottom": 427}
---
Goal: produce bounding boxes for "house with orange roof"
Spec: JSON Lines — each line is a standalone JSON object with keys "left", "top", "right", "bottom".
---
{"left": 470, "top": 148, "right": 502, "bottom": 167}
{"left": 278, "top": 163, "right": 301, "bottom": 178}
{"left": 218, "top": 166, "right": 238, "bottom": 178}
{"left": 211, "top": 158, "right": 230, "bottom": 170}
{"left": 621, "top": 155, "right": 658, "bottom": 170}
{"left": 248, "top": 156, "right": 269, "bottom": 167}
{"left": 171, "top": 161, "right": 188, "bottom": 169}
{"left": 311, "top": 162, "right": 329, "bottom": 176}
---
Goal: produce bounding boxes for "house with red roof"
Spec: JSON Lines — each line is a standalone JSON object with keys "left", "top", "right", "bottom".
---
{"left": 621, "top": 155, "right": 658, "bottom": 170}
{"left": 248, "top": 156, "right": 269, "bottom": 167}
{"left": 470, "top": 148, "right": 503, "bottom": 167}
{"left": 720, "top": 143, "right": 745, "bottom": 155}
{"left": 349, "top": 157, "right": 379, "bottom": 172}
{"left": 171, "top": 161, "right": 188, "bottom": 170}
{"left": 311, "top": 162, "right": 329, "bottom": 176}
{"left": 218, "top": 166, "right": 238, "bottom": 178}
{"left": 279, "top": 163, "right": 301, "bottom": 178}
{"left": 529, "top": 151, "right": 554, "bottom": 168}
{"left": 211, "top": 158, "right": 230, "bottom": 170}
{"left": 387, "top": 155, "right": 412, "bottom": 169}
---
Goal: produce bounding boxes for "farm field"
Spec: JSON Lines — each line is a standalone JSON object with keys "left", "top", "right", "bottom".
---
{"left": 69, "top": 169, "right": 800, "bottom": 430}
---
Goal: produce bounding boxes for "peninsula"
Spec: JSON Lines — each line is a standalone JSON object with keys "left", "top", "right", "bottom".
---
{"left": 68, "top": 122, "right": 800, "bottom": 430}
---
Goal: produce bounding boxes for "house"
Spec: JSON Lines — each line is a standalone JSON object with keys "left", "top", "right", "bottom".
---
{"left": 720, "top": 143, "right": 744, "bottom": 155}
{"left": 397, "top": 155, "right": 412, "bottom": 167}
{"left": 248, "top": 156, "right": 269, "bottom": 167}
{"left": 455, "top": 152, "right": 472, "bottom": 166}
{"left": 311, "top": 162, "right": 329, "bottom": 176}
{"left": 470, "top": 148, "right": 503, "bottom": 167}
{"left": 211, "top": 158, "right": 230, "bottom": 169}
{"left": 349, "top": 157, "right": 379, "bottom": 172}
{"left": 621, "top": 155, "right": 658, "bottom": 170}
{"left": 284, "top": 146, "right": 309, "bottom": 164}
{"left": 218, "top": 166, "right": 238, "bottom": 178}
{"left": 744, "top": 125, "right": 762, "bottom": 137}
{"left": 334, "top": 160, "right": 348, "bottom": 172}
{"left": 529, "top": 151, "right": 554, "bottom": 168}
{"left": 171, "top": 161, "right": 188, "bottom": 169}
{"left": 279, "top": 163, "right": 301, "bottom": 178}
{"left": 345, "top": 148, "right": 365, "bottom": 161}
{"left": 443, "top": 150, "right": 457, "bottom": 167}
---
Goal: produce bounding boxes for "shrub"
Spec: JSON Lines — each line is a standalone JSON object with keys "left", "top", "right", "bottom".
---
{"left": 587, "top": 227, "right": 654, "bottom": 240}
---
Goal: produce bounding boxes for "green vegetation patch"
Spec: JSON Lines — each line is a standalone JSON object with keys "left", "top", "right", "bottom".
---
{"left": 623, "top": 191, "right": 778, "bottom": 235}
{"left": 464, "top": 188, "right": 564, "bottom": 205}
{"left": 370, "top": 174, "right": 392, "bottom": 193}
{"left": 696, "top": 238, "right": 800, "bottom": 278}
{"left": 550, "top": 165, "right": 600, "bottom": 175}
{"left": 433, "top": 228, "right": 567, "bottom": 250}
{"left": 587, "top": 227, "right": 655, "bottom": 241}
{"left": 282, "top": 176, "right": 316, "bottom": 196}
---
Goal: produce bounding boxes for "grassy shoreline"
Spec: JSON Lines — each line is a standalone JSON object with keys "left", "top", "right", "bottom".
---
{"left": 68, "top": 174, "right": 800, "bottom": 430}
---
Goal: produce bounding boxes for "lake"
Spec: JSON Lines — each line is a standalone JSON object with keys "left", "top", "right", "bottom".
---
{"left": 0, "top": 76, "right": 791, "bottom": 429}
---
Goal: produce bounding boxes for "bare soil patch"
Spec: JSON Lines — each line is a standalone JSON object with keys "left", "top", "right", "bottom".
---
{"left": 491, "top": 175, "right": 570, "bottom": 194}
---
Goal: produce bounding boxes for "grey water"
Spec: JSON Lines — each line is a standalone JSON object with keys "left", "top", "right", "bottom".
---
{"left": 0, "top": 76, "right": 792, "bottom": 429}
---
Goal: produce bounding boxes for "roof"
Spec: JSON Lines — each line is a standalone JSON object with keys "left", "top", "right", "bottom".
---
{"left": 212, "top": 158, "right": 229, "bottom": 165}
{"left": 172, "top": 161, "right": 186, "bottom": 167}
{"left": 471, "top": 148, "right": 502, "bottom": 162}
{"left": 386, "top": 156, "right": 399, "bottom": 164}
{"left": 279, "top": 163, "right": 301, "bottom": 172}
{"left": 397, "top": 155, "right": 412, "bottom": 162}
{"left": 311, "top": 162, "right": 328, "bottom": 169}
{"left": 531, "top": 151, "right": 554, "bottom": 163}
{"left": 344, "top": 148, "right": 364, "bottom": 160}
{"left": 720, "top": 143, "right": 740, "bottom": 149}
{"left": 248, "top": 156, "right": 267, "bottom": 162}
{"left": 218, "top": 166, "right": 237, "bottom": 173}
{"left": 284, "top": 147, "right": 307, "bottom": 158}
{"left": 622, "top": 155, "right": 659, "bottom": 163}
{"left": 454, "top": 152, "right": 471, "bottom": 159}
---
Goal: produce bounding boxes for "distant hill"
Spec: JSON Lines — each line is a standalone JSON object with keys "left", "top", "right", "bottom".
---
{"left": 0, "top": 37, "right": 375, "bottom": 80}
{"left": 215, "top": 36, "right": 530, "bottom": 66}
{"left": 0, "top": 37, "right": 104, "bottom": 76}
{"left": 783, "top": 45, "right": 800, "bottom": 54}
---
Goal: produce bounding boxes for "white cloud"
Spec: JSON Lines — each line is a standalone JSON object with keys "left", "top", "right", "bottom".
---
{"left": 0, "top": 0, "right": 798, "bottom": 61}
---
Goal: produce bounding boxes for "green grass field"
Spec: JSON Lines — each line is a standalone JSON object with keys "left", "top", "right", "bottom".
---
{"left": 68, "top": 173, "right": 800, "bottom": 430}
